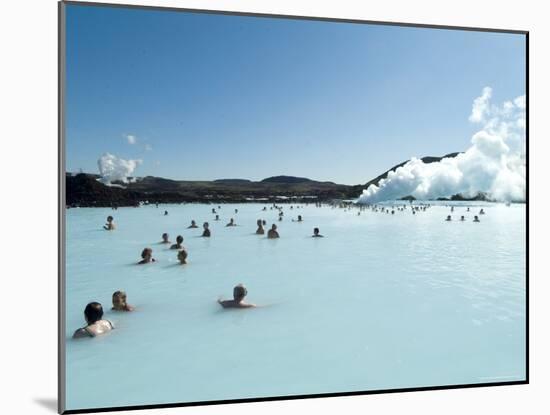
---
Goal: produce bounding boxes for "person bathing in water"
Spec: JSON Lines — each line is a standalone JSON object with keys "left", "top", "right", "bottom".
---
{"left": 138, "top": 248, "right": 155, "bottom": 264}
{"left": 188, "top": 220, "right": 199, "bottom": 229}
{"left": 215, "top": 214, "right": 220, "bottom": 221}
{"left": 170, "top": 235, "right": 184, "bottom": 250}
{"left": 104, "top": 215, "right": 115, "bottom": 230}
{"left": 112, "top": 291, "right": 134, "bottom": 312}
{"left": 73, "top": 302, "right": 114, "bottom": 338}
{"left": 161, "top": 233, "right": 170, "bottom": 244}
{"left": 256, "top": 219, "right": 265, "bottom": 234}
{"left": 177, "top": 249, "right": 188, "bottom": 264}
{"left": 218, "top": 284, "right": 255, "bottom": 309}
{"left": 473, "top": 215, "right": 480, "bottom": 222}
{"left": 312, "top": 227, "right": 324, "bottom": 237}
{"left": 226, "top": 218, "right": 236, "bottom": 227}
{"left": 202, "top": 222, "right": 211, "bottom": 237}
{"left": 267, "top": 224, "right": 280, "bottom": 239}
{"left": 292, "top": 215, "right": 303, "bottom": 222}
{"left": 445, "top": 215, "right": 452, "bottom": 221}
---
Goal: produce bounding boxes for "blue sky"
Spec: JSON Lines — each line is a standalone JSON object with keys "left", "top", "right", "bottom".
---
{"left": 65, "top": 4, "right": 526, "bottom": 185}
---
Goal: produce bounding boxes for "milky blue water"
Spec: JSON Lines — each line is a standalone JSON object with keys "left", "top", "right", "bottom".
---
{"left": 64, "top": 202, "right": 526, "bottom": 411}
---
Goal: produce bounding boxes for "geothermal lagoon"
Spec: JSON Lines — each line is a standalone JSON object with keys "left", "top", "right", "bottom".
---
{"left": 64, "top": 201, "right": 526, "bottom": 410}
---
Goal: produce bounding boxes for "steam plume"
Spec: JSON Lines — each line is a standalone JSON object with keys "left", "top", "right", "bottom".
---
{"left": 97, "top": 153, "right": 142, "bottom": 185}
{"left": 358, "top": 87, "right": 526, "bottom": 203}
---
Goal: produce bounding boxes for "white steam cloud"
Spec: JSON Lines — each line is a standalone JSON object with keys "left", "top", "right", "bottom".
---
{"left": 358, "top": 87, "right": 526, "bottom": 203}
{"left": 97, "top": 153, "right": 142, "bottom": 185}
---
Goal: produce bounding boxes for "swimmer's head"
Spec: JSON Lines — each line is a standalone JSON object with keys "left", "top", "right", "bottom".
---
{"left": 233, "top": 284, "right": 248, "bottom": 301}
{"left": 313, "top": 227, "right": 320, "bottom": 235}
{"left": 84, "top": 302, "right": 104, "bottom": 324}
{"left": 271, "top": 224, "right": 277, "bottom": 230}
{"left": 191, "top": 220, "right": 196, "bottom": 226}
{"left": 177, "top": 249, "right": 188, "bottom": 264}
{"left": 162, "top": 233, "right": 169, "bottom": 242}
{"left": 107, "top": 216, "right": 113, "bottom": 222}
{"left": 203, "top": 222, "right": 209, "bottom": 229}
{"left": 112, "top": 291, "right": 127, "bottom": 308}
{"left": 257, "top": 219, "right": 262, "bottom": 226}
{"left": 141, "top": 247, "right": 153, "bottom": 259}
{"left": 176, "top": 235, "right": 183, "bottom": 244}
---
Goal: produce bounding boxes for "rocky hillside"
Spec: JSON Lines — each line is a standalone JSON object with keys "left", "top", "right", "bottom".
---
{"left": 65, "top": 152, "right": 489, "bottom": 207}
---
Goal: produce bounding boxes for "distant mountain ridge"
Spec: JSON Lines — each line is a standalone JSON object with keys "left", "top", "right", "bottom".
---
{"left": 261, "top": 175, "right": 313, "bottom": 184}
{"left": 66, "top": 152, "right": 485, "bottom": 207}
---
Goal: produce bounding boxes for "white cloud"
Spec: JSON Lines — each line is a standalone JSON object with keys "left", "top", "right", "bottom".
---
{"left": 97, "top": 153, "right": 142, "bottom": 185}
{"left": 144, "top": 144, "right": 153, "bottom": 151}
{"left": 358, "top": 87, "right": 526, "bottom": 203}
{"left": 125, "top": 134, "right": 137, "bottom": 145}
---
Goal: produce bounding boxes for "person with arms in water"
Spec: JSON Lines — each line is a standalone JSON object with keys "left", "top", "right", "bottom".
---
{"left": 188, "top": 220, "right": 199, "bottom": 229}
{"left": 104, "top": 215, "right": 115, "bottom": 230}
{"left": 202, "top": 222, "right": 211, "bottom": 237}
{"left": 177, "top": 249, "right": 188, "bottom": 265}
{"left": 226, "top": 218, "right": 236, "bottom": 227}
{"left": 112, "top": 291, "right": 134, "bottom": 312}
{"left": 73, "top": 302, "right": 114, "bottom": 338}
{"left": 218, "top": 284, "right": 255, "bottom": 308}
{"left": 138, "top": 248, "right": 155, "bottom": 264}
{"left": 267, "top": 224, "right": 280, "bottom": 239}
{"left": 170, "top": 235, "right": 184, "bottom": 250}
{"left": 161, "top": 233, "right": 170, "bottom": 244}
{"left": 312, "top": 227, "right": 324, "bottom": 237}
{"left": 445, "top": 215, "right": 452, "bottom": 221}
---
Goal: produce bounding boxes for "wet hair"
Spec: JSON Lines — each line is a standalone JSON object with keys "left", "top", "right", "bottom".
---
{"left": 112, "top": 290, "right": 127, "bottom": 303}
{"left": 271, "top": 224, "right": 277, "bottom": 230}
{"left": 84, "top": 302, "right": 104, "bottom": 324}
{"left": 107, "top": 216, "right": 113, "bottom": 222}
{"left": 176, "top": 235, "right": 183, "bottom": 244}
{"left": 233, "top": 284, "right": 247, "bottom": 301}
{"left": 141, "top": 248, "right": 152, "bottom": 259}
{"left": 314, "top": 227, "right": 320, "bottom": 234}
{"left": 177, "top": 249, "right": 188, "bottom": 262}
{"left": 162, "top": 233, "right": 169, "bottom": 239}
{"left": 257, "top": 219, "right": 262, "bottom": 226}
{"left": 203, "top": 222, "right": 209, "bottom": 228}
